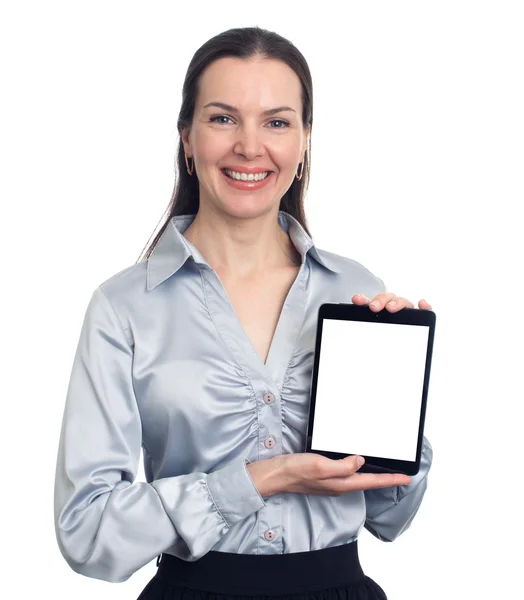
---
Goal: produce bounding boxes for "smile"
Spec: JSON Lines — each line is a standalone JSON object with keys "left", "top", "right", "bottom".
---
{"left": 220, "top": 168, "right": 274, "bottom": 190}
{"left": 223, "top": 169, "right": 270, "bottom": 181}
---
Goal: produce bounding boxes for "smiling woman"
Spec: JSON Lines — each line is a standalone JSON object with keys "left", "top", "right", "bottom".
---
{"left": 54, "top": 25, "right": 432, "bottom": 600}
{"left": 138, "top": 28, "right": 315, "bottom": 244}
{"left": 180, "top": 55, "right": 309, "bottom": 221}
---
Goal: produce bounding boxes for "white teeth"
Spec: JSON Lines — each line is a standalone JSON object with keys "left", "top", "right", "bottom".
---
{"left": 224, "top": 169, "right": 269, "bottom": 181}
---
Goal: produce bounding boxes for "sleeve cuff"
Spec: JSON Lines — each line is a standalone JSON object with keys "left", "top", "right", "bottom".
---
{"left": 206, "top": 457, "right": 266, "bottom": 527}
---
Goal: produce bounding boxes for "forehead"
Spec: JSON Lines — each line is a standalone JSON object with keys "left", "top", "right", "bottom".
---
{"left": 197, "top": 57, "right": 302, "bottom": 111}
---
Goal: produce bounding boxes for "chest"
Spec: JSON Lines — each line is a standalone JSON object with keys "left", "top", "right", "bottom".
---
{"left": 217, "top": 266, "right": 301, "bottom": 366}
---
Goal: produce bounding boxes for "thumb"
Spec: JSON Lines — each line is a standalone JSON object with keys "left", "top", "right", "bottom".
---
{"left": 325, "top": 455, "right": 365, "bottom": 478}
{"left": 342, "top": 454, "right": 365, "bottom": 474}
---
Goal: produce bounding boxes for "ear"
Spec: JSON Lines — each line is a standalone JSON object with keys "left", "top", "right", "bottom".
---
{"left": 181, "top": 127, "right": 192, "bottom": 156}
{"left": 301, "top": 127, "right": 311, "bottom": 159}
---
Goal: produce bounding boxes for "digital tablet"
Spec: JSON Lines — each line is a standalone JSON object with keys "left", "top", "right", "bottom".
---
{"left": 305, "top": 303, "right": 436, "bottom": 476}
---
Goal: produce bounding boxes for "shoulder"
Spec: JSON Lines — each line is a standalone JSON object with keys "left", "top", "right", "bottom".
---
{"left": 315, "top": 247, "right": 386, "bottom": 290}
{"left": 91, "top": 261, "right": 149, "bottom": 327}
{"left": 97, "top": 260, "right": 148, "bottom": 298}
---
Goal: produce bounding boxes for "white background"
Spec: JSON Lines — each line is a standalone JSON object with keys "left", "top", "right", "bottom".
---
{"left": 2, "top": 1, "right": 522, "bottom": 598}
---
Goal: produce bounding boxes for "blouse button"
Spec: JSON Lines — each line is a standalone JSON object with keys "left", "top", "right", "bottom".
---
{"left": 264, "top": 437, "right": 275, "bottom": 449}
{"left": 264, "top": 529, "right": 277, "bottom": 541}
{"left": 263, "top": 392, "right": 275, "bottom": 404}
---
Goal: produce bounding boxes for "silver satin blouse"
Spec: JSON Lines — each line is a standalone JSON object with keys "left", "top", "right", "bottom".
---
{"left": 54, "top": 210, "right": 433, "bottom": 583}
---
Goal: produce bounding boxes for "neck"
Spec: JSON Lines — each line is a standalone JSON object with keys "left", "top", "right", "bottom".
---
{"left": 183, "top": 204, "right": 301, "bottom": 278}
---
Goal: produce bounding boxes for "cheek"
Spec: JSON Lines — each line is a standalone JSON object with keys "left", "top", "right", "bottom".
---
{"left": 270, "top": 141, "right": 301, "bottom": 170}
{"left": 194, "top": 130, "right": 227, "bottom": 164}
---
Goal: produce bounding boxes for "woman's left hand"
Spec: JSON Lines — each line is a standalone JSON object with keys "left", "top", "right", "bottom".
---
{"left": 352, "top": 293, "right": 432, "bottom": 312}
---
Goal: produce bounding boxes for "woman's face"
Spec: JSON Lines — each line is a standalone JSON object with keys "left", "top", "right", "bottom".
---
{"left": 182, "top": 56, "right": 310, "bottom": 220}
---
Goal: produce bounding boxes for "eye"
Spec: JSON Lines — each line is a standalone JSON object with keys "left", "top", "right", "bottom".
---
{"left": 209, "top": 115, "right": 234, "bottom": 125}
{"left": 268, "top": 119, "right": 290, "bottom": 129}
{"left": 209, "top": 115, "right": 290, "bottom": 129}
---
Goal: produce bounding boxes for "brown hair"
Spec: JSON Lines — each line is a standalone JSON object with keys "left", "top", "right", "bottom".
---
{"left": 137, "top": 26, "right": 314, "bottom": 262}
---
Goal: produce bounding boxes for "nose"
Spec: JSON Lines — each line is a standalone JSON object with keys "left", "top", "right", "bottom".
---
{"left": 233, "top": 123, "right": 264, "bottom": 160}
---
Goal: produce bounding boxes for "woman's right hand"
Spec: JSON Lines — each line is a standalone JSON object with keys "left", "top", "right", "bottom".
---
{"left": 247, "top": 453, "right": 411, "bottom": 498}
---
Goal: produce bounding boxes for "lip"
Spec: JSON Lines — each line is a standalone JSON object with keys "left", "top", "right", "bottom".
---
{"left": 222, "top": 166, "right": 274, "bottom": 174}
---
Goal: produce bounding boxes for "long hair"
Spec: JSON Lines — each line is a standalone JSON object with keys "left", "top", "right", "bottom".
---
{"left": 137, "top": 26, "right": 314, "bottom": 262}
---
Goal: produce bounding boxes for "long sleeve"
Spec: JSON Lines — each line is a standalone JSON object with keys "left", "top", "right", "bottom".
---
{"left": 363, "top": 436, "right": 433, "bottom": 542}
{"left": 54, "top": 287, "right": 266, "bottom": 583}
{"left": 362, "top": 276, "right": 433, "bottom": 541}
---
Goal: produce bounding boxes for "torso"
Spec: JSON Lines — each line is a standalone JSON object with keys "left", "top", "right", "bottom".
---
{"left": 216, "top": 264, "right": 301, "bottom": 365}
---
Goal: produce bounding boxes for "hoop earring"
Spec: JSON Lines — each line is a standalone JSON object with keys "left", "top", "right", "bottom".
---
{"left": 185, "top": 153, "right": 194, "bottom": 176}
{"left": 296, "top": 161, "right": 304, "bottom": 180}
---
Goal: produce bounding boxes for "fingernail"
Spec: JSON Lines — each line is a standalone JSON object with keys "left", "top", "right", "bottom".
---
{"left": 370, "top": 301, "right": 379, "bottom": 308}
{"left": 356, "top": 456, "right": 365, "bottom": 467}
{"left": 387, "top": 300, "right": 396, "bottom": 307}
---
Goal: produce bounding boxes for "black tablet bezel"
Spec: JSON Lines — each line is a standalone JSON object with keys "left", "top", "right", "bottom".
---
{"left": 305, "top": 303, "right": 436, "bottom": 476}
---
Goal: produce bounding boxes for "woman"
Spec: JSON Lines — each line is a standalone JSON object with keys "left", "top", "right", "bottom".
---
{"left": 54, "top": 26, "right": 433, "bottom": 600}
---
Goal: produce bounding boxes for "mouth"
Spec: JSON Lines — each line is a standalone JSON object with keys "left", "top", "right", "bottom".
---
{"left": 220, "top": 168, "right": 275, "bottom": 190}
{"left": 221, "top": 168, "right": 273, "bottom": 182}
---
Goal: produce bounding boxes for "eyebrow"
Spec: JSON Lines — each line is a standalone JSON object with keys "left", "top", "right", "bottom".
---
{"left": 202, "top": 102, "right": 296, "bottom": 117}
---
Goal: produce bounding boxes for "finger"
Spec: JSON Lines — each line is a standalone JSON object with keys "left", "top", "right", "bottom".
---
{"left": 368, "top": 293, "right": 397, "bottom": 311}
{"left": 321, "top": 455, "right": 365, "bottom": 479}
{"left": 352, "top": 293, "right": 371, "bottom": 304}
{"left": 319, "top": 471, "right": 411, "bottom": 495}
{"left": 418, "top": 298, "right": 433, "bottom": 310}
{"left": 358, "top": 472, "right": 412, "bottom": 488}
{"left": 352, "top": 293, "right": 396, "bottom": 310}
{"left": 385, "top": 296, "right": 415, "bottom": 312}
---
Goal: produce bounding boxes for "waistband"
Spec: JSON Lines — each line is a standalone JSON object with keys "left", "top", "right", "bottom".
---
{"left": 155, "top": 541, "right": 365, "bottom": 596}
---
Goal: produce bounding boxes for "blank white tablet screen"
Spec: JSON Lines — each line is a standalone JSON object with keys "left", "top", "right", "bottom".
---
{"left": 311, "top": 319, "right": 430, "bottom": 461}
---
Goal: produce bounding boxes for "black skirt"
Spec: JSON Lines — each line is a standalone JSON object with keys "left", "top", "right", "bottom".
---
{"left": 136, "top": 541, "right": 387, "bottom": 599}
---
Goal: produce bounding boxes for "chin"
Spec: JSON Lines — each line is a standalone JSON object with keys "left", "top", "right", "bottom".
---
{"left": 232, "top": 203, "right": 278, "bottom": 221}
{"left": 210, "top": 197, "right": 279, "bottom": 220}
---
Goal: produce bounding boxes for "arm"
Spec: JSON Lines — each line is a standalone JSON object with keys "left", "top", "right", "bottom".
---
{"left": 54, "top": 287, "right": 266, "bottom": 583}
{"left": 361, "top": 276, "right": 433, "bottom": 540}
{"left": 363, "top": 436, "right": 433, "bottom": 541}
